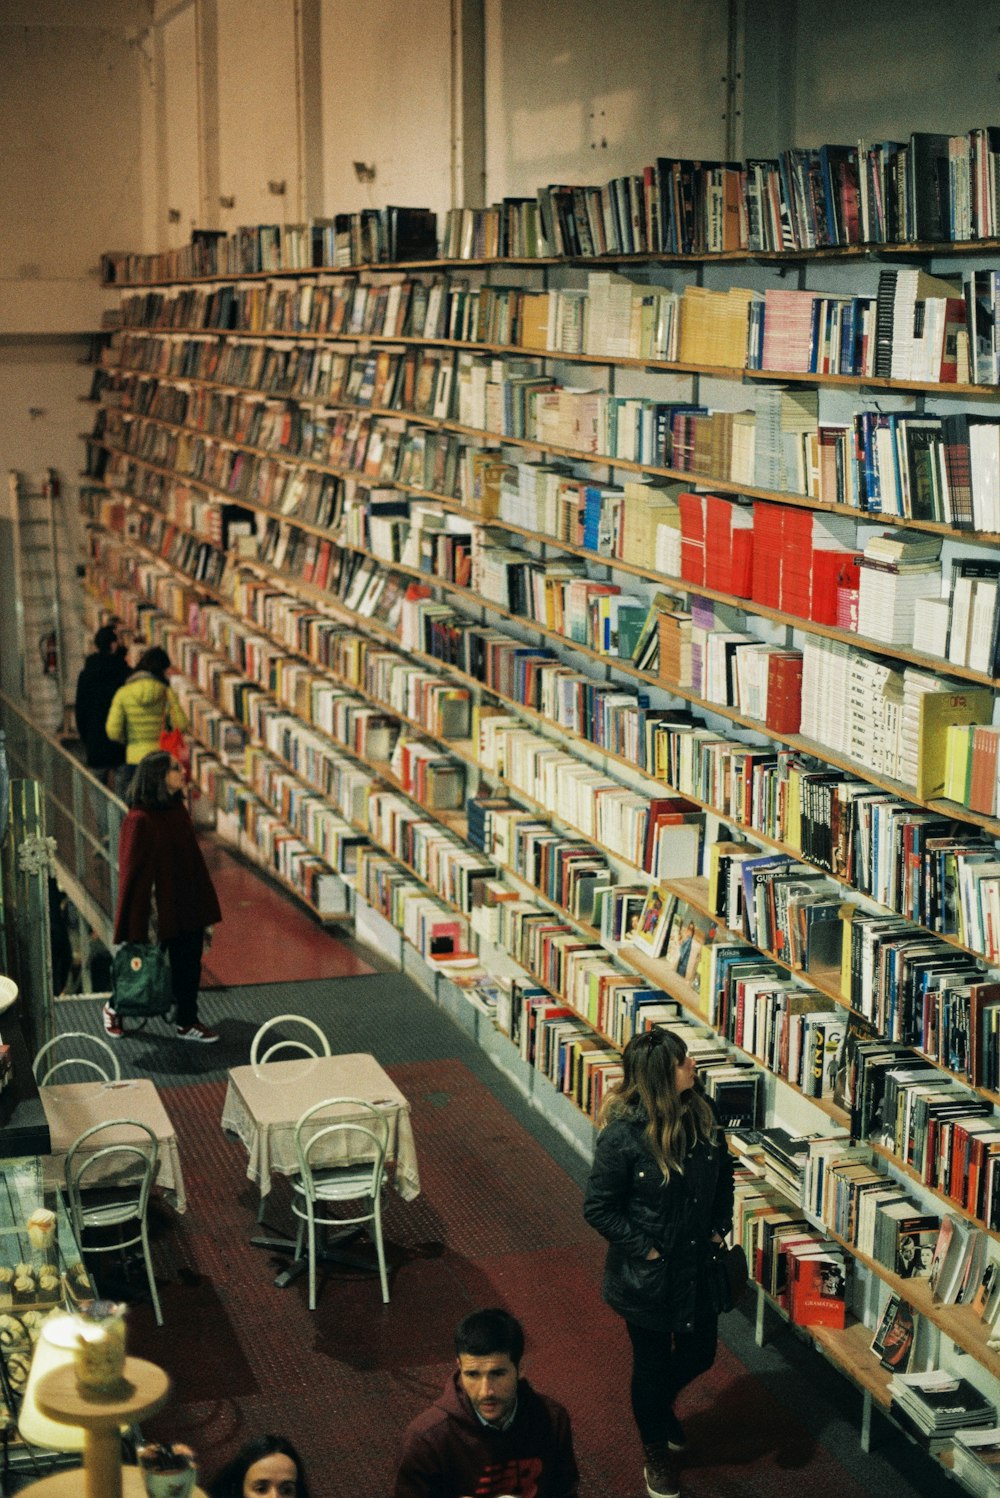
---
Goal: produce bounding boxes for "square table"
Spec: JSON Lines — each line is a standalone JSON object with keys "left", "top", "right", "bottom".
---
{"left": 39, "top": 1079, "right": 187, "bottom": 1213}
{"left": 221, "top": 1052, "right": 420, "bottom": 1203}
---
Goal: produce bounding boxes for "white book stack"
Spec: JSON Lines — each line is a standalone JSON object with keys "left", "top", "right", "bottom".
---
{"left": 655, "top": 521, "right": 682, "bottom": 576}
{"left": 969, "top": 421, "right": 1000, "bottom": 531}
{"left": 704, "top": 631, "right": 754, "bottom": 706}
{"left": 851, "top": 655, "right": 905, "bottom": 780}
{"left": 733, "top": 642, "right": 774, "bottom": 721}
{"left": 899, "top": 668, "right": 947, "bottom": 788}
{"left": 729, "top": 409, "right": 757, "bottom": 486}
{"left": 800, "top": 637, "right": 852, "bottom": 750}
{"left": 911, "top": 594, "right": 951, "bottom": 659}
{"left": 585, "top": 271, "right": 634, "bottom": 359}
{"left": 857, "top": 556, "right": 941, "bottom": 644}
{"left": 753, "top": 385, "right": 787, "bottom": 490}
{"left": 889, "top": 269, "right": 921, "bottom": 380}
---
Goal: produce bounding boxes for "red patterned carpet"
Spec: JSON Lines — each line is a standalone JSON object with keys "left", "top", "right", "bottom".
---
{"left": 197, "top": 838, "right": 373, "bottom": 987}
{"left": 124, "top": 1061, "right": 890, "bottom": 1498}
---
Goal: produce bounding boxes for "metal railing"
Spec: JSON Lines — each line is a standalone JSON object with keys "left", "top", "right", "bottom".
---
{"left": 0, "top": 691, "right": 123, "bottom": 946}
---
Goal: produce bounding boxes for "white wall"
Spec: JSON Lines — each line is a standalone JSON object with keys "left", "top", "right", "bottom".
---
{"left": 744, "top": 0, "right": 1000, "bottom": 154}
{"left": 485, "top": 0, "right": 732, "bottom": 197}
{"left": 318, "top": 0, "right": 454, "bottom": 216}
{"left": 159, "top": 3, "right": 201, "bottom": 248}
{"left": 215, "top": 0, "right": 301, "bottom": 231}
{"left": 0, "top": 2, "right": 146, "bottom": 333}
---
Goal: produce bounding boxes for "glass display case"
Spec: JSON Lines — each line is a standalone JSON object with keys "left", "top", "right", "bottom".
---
{"left": 0, "top": 1157, "right": 91, "bottom": 1415}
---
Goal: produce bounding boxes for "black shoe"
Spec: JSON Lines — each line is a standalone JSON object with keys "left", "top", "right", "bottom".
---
{"left": 642, "top": 1444, "right": 679, "bottom": 1498}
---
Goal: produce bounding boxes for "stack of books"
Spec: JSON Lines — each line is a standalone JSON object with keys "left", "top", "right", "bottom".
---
{"left": 856, "top": 532, "right": 942, "bottom": 646}
{"left": 888, "top": 1369, "right": 996, "bottom": 1445}
{"left": 952, "top": 1427, "right": 1000, "bottom": 1498}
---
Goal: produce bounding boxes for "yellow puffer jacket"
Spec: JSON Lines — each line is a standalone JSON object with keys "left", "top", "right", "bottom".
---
{"left": 105, "top": 672, "right": 188, "bottom": 765}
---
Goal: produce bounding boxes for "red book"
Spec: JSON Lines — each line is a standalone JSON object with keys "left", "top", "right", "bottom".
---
{"left": 730, "top": 528, "right": 754, "bottom": 597}
{"left": 810, "top": 549, "right": 863, "bottom": 625}
{"left": 970, "top": 982, "right": 1000, "bottom": 1087}
{"left": 642, "top": 796, "right": 699, "bottom": 871}
{"left": 937, "top": 296, "right": 968, "bottom": 383}
{"left": 790, "top": 1254, "right": 846, "bottom": 1328}
{"left": 678, "top": 491, "right": 707, "bottom": 585}
{"left": 751, "top": 502, "right": 783, "bottom": 608}
{"left": 765, "top": 652, "right": 803, "bottom": 734}
{"left": 968, "top": 725, "right": 1000, "bottom": 816}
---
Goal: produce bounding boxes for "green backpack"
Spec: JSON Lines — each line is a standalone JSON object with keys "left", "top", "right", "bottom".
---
{"left": 111, "top": 943, "right": 174, "bottom": 1019}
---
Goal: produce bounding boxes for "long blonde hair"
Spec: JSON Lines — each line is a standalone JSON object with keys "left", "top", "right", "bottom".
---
{"left": 600, "top": 1028, "right": 717, "bottom": 1176}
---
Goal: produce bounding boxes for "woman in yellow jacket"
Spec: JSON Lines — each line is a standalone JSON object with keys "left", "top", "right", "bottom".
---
{"left": 105, "top": 646, "right": 187, "bottom": 797}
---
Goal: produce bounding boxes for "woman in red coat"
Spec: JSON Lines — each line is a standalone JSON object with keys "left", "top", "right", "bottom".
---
{"left": 106, "top": 751, "right": 221, "bottom": 1043}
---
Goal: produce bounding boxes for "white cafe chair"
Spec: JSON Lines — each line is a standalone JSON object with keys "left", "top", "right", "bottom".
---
{"left": 250, "top": 1013, "right": 331, "bottom": 1065}
{"left": 249, "top": 1015, "right": 332, "bottom": 1223}
{"left": 291, "top": 1097, "right": 390, "bottom": 1312}
{"left": 33, "top": 1032, "right": 121, "bottom": 1086}
{"left": 64, "top": 1118, "right": 163, "bottom": 1326}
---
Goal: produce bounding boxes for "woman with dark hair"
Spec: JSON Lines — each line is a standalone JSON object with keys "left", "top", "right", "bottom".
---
{"left": 583, "top": 1027, "right": 734, "bottom": 1498}
{"left": 105, "top": 644, "right": 187, "bottom": 798}
{"left": 207, "top": 1434, "right": 310, "bottom": 1498}
{"left": 105, "top": 751, "right": 221, "bottom": 1043}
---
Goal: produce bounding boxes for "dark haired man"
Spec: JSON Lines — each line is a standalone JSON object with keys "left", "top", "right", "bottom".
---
{"left": 394, "top": 1308, "right": 578, "bottom": 1498}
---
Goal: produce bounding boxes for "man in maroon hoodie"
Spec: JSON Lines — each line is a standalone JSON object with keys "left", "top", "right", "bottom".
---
{"left": 394, "top": 1308, "right": 579, "bottom": 1498}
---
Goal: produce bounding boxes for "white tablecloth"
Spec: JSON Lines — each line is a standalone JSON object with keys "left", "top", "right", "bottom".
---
{"left": 221, "top": 1052, "right": 420, "bottom": 1202}
{"left": 40, "top": 1079, "right": 187, "bottom": 1213}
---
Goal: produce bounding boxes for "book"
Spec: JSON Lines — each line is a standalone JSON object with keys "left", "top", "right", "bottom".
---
{"left": 630, "top": 886, "right": 676, "bottom": 959}
{"left": 870, "top": 1291, "right": 917, "bottom": 1371}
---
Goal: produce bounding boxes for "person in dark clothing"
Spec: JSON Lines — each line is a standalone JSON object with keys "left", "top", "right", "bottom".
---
{"left": 74, "top": 623, "right": 131, "bottom": 781}
{"left": 207, "top": 1433, "right": 310, "bottom": 1498}
{"left": 394, "top": 1307, "right": 579, "bottom": 1498}
{"left": 106, "top": 750, "right": 221, "bottom": 1044}
{"left": 583, "top": 1028, "right": 734, "bottom": 1498}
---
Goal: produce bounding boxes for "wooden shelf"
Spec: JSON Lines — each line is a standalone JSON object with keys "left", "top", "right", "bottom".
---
{"left": 90, "top": 238, "right": 1000, "bottom": 1453}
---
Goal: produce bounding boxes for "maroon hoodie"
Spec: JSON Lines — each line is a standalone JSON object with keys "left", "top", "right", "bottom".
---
{"left": 394, "top": 1370, "right": 579, "bottom": 1498}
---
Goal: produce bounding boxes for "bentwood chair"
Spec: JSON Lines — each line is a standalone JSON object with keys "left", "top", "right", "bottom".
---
{"left": 33, "top": 1033, "right": 121, "bottom": 1085}
{"left": 249, "top": 1015, "right": 332, "bottom": 1223}
{"left": 250, "top": 1014, "right": 331, "bottom": 1065}
{"left": 290, "top": 1097, "right": 390, "bottom": 1311}
{"left": 64, "top": 1119, "right": 162, "bottom": 1326}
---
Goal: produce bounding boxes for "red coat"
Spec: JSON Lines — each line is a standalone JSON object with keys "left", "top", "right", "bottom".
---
{"left": 114, "top": 801, "right": 222, "bottom": 944}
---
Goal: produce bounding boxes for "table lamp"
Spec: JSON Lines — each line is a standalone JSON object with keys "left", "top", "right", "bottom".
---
{"left": 17, "top": 1312, "right": 86, "bottom": 1452}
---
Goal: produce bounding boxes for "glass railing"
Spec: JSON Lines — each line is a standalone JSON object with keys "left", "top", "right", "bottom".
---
{"left": 0, "top": 692, "right": 123, "bottom": 942}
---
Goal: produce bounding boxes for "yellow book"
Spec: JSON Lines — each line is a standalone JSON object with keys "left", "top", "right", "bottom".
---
{"left": 943, "top": 722, "right": 976, "bottom": 805}
{"left": 519, "top": 292, "right": 550, "bottom": 351}
{"left": 915, "top": 688, "right": 993, "bottom": 801}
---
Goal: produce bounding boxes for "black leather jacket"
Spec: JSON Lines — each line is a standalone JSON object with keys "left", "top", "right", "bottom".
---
{"left": 583, "top": 1100, "right": 734, "bottom": 1332}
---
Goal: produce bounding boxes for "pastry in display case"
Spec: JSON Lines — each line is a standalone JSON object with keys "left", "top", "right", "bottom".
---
{"left": 0, "top": 1156, "right": 93, "bottom": 1405}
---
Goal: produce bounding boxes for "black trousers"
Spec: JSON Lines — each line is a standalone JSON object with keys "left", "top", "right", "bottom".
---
{"left": 162, "top": 928, "right": 205, "bottom": 1028}
{"left": 626, "top": 1313, "right": 718, "bottom": 1444}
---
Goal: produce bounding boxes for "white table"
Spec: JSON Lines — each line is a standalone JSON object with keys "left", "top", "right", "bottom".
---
{"left": 221, "top": 1052, "right": 420, "bottom": 1202}
{"left": 39, "top": 1079, "right": 187, "bottom": 1213}
{"left": 221, "top": 1052, "right": 420, "bottom": 1289}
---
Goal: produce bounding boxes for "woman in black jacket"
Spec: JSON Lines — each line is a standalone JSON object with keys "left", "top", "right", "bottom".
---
{"left": 583, "top": 1027, "right": 734, "bottom": 1498}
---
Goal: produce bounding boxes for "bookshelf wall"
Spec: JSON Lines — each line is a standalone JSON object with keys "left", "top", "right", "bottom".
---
{"left": 83, "top": 215, "right": 1000, "bottom": 1475}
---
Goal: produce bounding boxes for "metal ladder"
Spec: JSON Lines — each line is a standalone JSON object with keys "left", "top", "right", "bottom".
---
{"left": 2, "top": 468, "right": 69, "bottom": 734}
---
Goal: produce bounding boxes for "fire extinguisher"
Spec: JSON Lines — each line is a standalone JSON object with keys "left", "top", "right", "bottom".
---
{"left": 39, "top": 631, "right": 58, "bottom": 676}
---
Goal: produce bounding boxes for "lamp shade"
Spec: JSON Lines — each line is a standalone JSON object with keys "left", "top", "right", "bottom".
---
{"left": 17, "top": 1312, "right": 86, "bottom": 1452}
